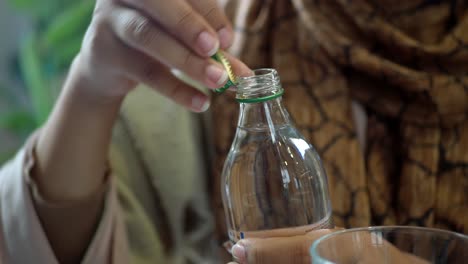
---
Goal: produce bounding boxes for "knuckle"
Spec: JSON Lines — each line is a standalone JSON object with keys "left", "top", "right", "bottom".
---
{"left": 181, "top": 51, "right": 196, "bottom": 67}
{"left": 202, "top": 5, "right": 218, "bottom": 20}
{"left": 124, "top": 16, "right": 155, "bottom": 47}
{"left": 166, "top": 84, "right": 181, "bottom": 100}
{"left": 83, "top": 20, "right": 109, "bottom": 57}
{"left": 176, "top": 8, "right": 196, "bottom": 27}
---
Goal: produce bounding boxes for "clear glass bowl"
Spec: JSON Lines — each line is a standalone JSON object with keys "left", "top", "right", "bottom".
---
{"left": 310, "top": 226, "right": 468, "bottom": 264}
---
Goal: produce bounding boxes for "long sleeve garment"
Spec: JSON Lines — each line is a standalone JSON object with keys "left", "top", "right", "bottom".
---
{"left": 0, "top": 87, "right": 217, "bottom": 264}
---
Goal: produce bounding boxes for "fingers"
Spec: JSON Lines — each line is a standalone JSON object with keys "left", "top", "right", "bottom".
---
{"left": 120, "top": 0, "right": 221, "bottom": 57}
{"left": 109, "top": 7, "right": 228, "bottom": 89}
{"left": 113, "top": 38, "right": 210, "bottom": 112}
{"left": 187, "top": 0, "right": 233, "bottom": 49}
{"left": 232, "top": 229, "right": 333, "bottom": 264}
{"left": 231, "top": 227, "right": 429, "bottom": 264}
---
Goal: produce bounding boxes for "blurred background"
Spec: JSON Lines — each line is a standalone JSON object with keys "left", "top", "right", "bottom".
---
{"left": 0, "top": 0, "right": 94, "bottom": 163}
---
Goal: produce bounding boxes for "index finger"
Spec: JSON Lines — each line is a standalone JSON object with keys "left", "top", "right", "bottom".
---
{"left": 120, "top": 0, "right": 220, "bottom": 57}
{"left": 187, "top": 0, "right": 233, "bottom": 49}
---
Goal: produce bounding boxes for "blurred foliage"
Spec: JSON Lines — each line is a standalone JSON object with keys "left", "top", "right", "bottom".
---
{"left": 0, "top": 0, "right": 94, "bottom": 162}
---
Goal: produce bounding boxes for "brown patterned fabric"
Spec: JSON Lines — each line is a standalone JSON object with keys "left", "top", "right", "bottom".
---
{"left": 211, "top": 0, "right": 468, "bottom": 246}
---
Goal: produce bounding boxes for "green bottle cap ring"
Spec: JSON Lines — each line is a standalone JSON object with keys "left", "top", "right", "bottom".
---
{"left": 236, "top": 89, "right": 284, "bottom": 103}
{"left": 215, "top": 79, "right": 236, "bottom": 93}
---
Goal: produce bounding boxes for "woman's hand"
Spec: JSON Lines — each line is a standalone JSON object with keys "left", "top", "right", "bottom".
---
{"left": 228, "top": 228, "right": 428, "bottom": 264}
{"left": 228, "top": 229, "right": 335, "bottom": 264}
{"left": 76, "top": 0, "right": 251, "bottom": 111}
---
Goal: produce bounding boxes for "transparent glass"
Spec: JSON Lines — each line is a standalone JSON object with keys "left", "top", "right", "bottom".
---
{"left": 221, "top": 69, "right": 333, "bottom": 243}
{"left": 311, "top": 226, "right": 468, "bottom": 264}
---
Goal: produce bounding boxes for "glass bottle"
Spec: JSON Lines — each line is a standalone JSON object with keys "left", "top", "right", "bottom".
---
{"left": 221, "top": 69, "right": 333, "bottom": 243}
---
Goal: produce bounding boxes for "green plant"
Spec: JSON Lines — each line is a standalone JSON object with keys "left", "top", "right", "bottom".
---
{"left": 0, "top": 0, "right": 94, "bottom": 162}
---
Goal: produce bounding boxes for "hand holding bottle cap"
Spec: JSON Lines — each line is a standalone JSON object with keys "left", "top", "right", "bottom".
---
{"left": 212, "top": 51, "right": 238, "bottom": 93}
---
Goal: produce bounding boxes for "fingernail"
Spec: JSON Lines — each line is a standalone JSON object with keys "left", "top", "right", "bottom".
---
{"left": 197, "top": 31, "right": 219, "bottom": 56}
{"left": 192, "top": 95, "right": 210, "bottom": 112}
{"left": 232, "top": 244, "right": 246, "bottom": 262}
{"left": 206, "top": 64, "right": 228, "bottom": 86}
{"left": 218, "top": 27, "right": 233, "bottom": 49}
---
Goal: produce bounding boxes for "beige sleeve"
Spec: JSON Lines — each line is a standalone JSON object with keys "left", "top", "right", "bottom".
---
{"left": 0, "top": 132, "right": 129, "bottom": 263}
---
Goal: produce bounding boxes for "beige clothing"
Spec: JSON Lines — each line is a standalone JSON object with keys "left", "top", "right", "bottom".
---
{"left": 0, "top": 87, "right": 216, "bottom": 263}
{"left": 0, "top": 133, "right": 127, "bottom": 263}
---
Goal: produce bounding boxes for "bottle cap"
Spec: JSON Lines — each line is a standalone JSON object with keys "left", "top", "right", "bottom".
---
{"left": 211, "top": 51, "right": 237, "bottom": 93}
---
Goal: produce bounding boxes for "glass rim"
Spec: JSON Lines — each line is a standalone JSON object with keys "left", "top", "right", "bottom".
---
{"left": 237, "top": 68, "right": 278, "bottom": 81}
{"left": 236, "top": 68, "right": 284, "bottom": 103}
{"left": 310, "top": 225, "right": 468, "bottom": 263}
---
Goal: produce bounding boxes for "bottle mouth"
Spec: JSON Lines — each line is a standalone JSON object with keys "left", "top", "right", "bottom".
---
{"left": 236, "top": 68, "right": 284, "bottom": 103}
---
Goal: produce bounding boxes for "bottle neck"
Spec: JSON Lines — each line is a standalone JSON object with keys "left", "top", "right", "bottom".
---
{"left": 235, "top": 68, "right": 290, "bottom": 129}
{"left": 238, "top": 97, "right": 291, "bottom": 129}
{"left": 236, "top": 68, "right": 284, "bottom": 103}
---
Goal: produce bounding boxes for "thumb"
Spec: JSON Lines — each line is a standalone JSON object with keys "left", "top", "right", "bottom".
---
{"left": 232, "top": 229, "right": 334, "bottom": 264}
